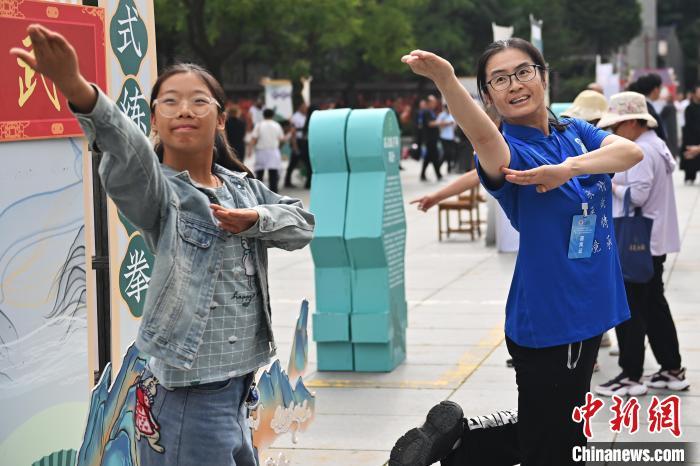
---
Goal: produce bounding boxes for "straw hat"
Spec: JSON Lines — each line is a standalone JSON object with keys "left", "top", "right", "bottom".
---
{"left": 561, "top": 90, "right": 608, "bottom": 122}
{"left": 596, "top": 91, "right": 658, "bottom": 129}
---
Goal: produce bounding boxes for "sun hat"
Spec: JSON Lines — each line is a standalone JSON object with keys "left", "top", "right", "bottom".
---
{"left": 596, "top": 91, "right": 658, "bottom": 129}
{"left": 560, "top": 90, "right": 608, "bottom": 122}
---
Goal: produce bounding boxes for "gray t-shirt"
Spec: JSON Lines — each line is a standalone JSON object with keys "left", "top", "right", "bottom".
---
{"left": 150, "top": 182, "right": 271, "bottom": 387}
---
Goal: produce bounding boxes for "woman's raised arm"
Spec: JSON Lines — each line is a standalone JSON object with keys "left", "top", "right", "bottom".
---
{"left": 402, "top": 50, "right": 510, "bottom": 183}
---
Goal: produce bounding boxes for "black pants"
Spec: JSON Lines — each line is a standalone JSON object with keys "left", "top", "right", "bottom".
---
{"left": 684, "top": 167, "right": 698, "bottom": 182}
{"left": 421, "top": 139, "right": 442, "bottom": 180}
{"left": 284, "top": 139, "right": 312, "bottom": 188}
{"left": 255, "top": 169, "right": 279, "bottom": 193}
{"left": 616, "top": 255, "right": 682, "bottom": 380}
{"left": 441, "top": 138, "right": 457, "bottom": 172}
{"left": 443, "top": 335, "right": 601, "bottom": 466}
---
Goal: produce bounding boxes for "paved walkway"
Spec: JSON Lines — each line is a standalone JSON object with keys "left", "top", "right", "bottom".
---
{"left": 262, "top": 159, "right": 700, "bottom": 465}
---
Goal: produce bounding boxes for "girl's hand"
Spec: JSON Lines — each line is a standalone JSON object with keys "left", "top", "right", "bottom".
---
{"left": 210, "top": 205, "right": 259, "bottom": 233}
{"left": 410, "top": 194, "right": 438, "bottom": 212}
{"left": 401, "top": 50, "right": 455, "bottom": 86}
{"left": 9, "top": 24, "right": 95, "bottom": 111}
{"left": 502, "top": 163, "right": 574, "bottom": 194}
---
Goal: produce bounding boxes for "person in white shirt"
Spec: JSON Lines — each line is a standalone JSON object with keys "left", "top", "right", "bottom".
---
{"left": 248, "top": 98, "right": 264, "bottom": 127}
{"left": 436, "top": 105, "right": 457, "bottom": 172}
{"left": 284, "top": 102, "right": 311, "bottom": 188}
{"left": 594, "top": 91, "right": 689, "bottom": 397}
{"left": 251, "top": 109, "right": 289, "bottom": 192}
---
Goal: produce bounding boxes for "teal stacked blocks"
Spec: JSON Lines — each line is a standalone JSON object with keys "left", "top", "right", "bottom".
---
{"left": 308, "top": 109, "right": 354, "bottom": 370}
{"left": 345, "top": 109, "right": 407, "bottom": 371}
{"left": 309, "top": 108, "right": 407, "bottom": 372}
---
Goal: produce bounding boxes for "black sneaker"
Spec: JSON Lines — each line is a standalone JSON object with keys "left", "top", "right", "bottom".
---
{"left": 389, "top": 401, "right": 464, "bottom": 466}
{"left": 594, "top": 372, "right": 648, "bottom": 397}
{"left": 644, "top": 368, "right": 690, "bottom": 391}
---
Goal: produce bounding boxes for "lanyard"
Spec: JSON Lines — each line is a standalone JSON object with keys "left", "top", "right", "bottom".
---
{"left": 527, "top": 130, "right": 590, "bottom": 216}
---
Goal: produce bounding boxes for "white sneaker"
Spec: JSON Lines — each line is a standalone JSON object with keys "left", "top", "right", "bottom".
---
{"left": 595, "top": 373, "right": 648, "bottom": 397}
{"left": 644, "top": 368, "right": 690, "bottom": 391}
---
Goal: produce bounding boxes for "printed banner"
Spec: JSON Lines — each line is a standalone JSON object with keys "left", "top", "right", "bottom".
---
{"left": 263, "top": 78, "right": 293, "bottom": 120}
{"left": 0, "top": 0, "right": 106, "bottom": 142}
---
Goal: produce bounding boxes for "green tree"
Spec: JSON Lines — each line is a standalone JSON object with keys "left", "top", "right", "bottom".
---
{"left": 659, "top": 0, "right": 700, "bottom": 90}
{"left": 154, "top": 0, "right": 419, "bottom": 84}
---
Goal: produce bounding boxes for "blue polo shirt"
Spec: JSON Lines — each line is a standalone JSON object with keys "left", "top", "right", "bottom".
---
{"left": 476, "top": 118, "right": 630, "bottom": 348}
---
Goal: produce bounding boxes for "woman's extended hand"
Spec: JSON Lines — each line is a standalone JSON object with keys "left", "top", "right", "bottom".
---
{"left": 502, "top": 163, "right": 574, "bottom": 194}
{"left": 410, "top": 194, "right": 439, "bottom": 212}
{"left": 9, "top": 24, "right": 95, "bottom": 111}
{"left": 210, "top": 205, "right": 259, "bottom": 233}
{"left": 401, "top": 50, "right": 455, "bottom": 85}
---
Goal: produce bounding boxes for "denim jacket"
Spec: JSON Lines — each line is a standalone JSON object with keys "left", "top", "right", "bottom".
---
{"left": 74, "top": 89, "right": 315, "bottom": 369}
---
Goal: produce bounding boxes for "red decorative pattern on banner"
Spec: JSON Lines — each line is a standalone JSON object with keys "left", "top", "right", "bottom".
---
{"left": 0, "top": 0, "right": 25, "bottom": 18}
{"left": 0, "top": 120, "right": 30, "bottom": 139}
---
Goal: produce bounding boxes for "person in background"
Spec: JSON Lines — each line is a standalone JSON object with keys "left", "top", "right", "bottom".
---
{"left": 248, "top": 97, "right": 264, "bottom": 128}
{"left": 251, "top": 109, "right": 290, "bottom": 193}
{"left": 681, "top": 84, "right": 700, "bottom": 184}
{"left": 413, "top": 97, "right": 428, "bottom": 161}
{"left": 284, "top": 102, "right": 310, "bottom": 188}
{"left": 595, "top": 91, "right": 688, "bottom": 396}
{"left": 587, "top": 82, "right": 604, "bottom": 94}
{"left": 560, "top": 90, "right": 608, "bottom": 126}
{"left": 437, "top": 104, "right": 457, "bottom": 173}
{"left": 628, "top": 74, "right": 667, "bottom": 142}
{"left": 660, "top": 89, "right": 680, "bottom": 157}
{"left": 420, "top": 94, "right": 443, "bottom": 181}
{"left": 225, "top": 101, "right": 246, "bottom": 161}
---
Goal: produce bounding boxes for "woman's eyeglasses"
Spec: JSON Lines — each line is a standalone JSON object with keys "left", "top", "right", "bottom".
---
{"left": 152, "top": 95, "right": 221, "bottom": 118}
{"left": 487, "top": 64, "right": 544, "bottom": 92}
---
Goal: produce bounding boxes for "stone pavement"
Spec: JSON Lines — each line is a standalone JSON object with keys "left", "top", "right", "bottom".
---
{"left": 261, "top": 159, "right": 700, "bottom": 465}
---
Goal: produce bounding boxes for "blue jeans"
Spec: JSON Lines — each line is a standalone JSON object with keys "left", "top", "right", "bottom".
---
{"left": 137, "top": 372, "right": 258, "bottom": 466}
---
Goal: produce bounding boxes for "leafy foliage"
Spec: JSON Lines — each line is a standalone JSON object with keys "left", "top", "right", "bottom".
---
{"left": 151, "top": 0, "right": 697, "bottom": 100}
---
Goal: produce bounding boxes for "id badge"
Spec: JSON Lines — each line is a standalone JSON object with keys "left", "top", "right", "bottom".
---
{"left": 568, "top": 214, "right": 597, "bottom": 259}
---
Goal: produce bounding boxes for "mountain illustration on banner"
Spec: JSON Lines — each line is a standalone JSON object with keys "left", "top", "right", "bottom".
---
{"left": 73, "top": 299, "right": 314, "bottom": 466}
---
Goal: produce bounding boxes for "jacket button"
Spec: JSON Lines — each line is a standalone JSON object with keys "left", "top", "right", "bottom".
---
{"left": 228, "top": 336, "right": 238, "bottom": 344}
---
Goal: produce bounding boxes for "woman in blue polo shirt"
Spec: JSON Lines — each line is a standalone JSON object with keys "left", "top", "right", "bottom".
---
{"left": 390, "top": 39, "right": 642, "bottom": 466}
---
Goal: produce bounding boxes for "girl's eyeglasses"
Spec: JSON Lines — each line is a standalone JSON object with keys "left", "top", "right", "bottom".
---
{"left": 487, "top": 64, "right": 544, "bottom": 92}
{"left": 152, "top": 96, "right": 221, "bottom": 118}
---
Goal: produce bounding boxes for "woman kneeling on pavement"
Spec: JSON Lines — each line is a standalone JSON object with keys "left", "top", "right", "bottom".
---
{"left": 390, "top": 38, "right": 642, "bottom": 466}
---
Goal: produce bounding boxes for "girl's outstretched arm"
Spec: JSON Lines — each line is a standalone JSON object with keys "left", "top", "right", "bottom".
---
{"left": 11, "top": 24, "right": 171, "bottom": 236}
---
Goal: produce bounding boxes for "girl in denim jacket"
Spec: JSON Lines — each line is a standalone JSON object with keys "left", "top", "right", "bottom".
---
{"left": 12, "top": 25, "right": 314, "bottom": 466}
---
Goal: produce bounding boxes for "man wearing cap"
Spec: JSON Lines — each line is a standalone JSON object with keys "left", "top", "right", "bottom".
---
{"left": 594, "top": 91, "right": 688, "bottom": 397}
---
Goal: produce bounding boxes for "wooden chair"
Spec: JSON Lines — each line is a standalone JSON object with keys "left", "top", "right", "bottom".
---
{"left": 437, "top": 187, "right": 483, "bottom": 241}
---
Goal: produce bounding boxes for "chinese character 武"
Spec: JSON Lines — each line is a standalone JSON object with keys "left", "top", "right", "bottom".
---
{"left": 16, "top": 36, "right": 61, "bottom": 111}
